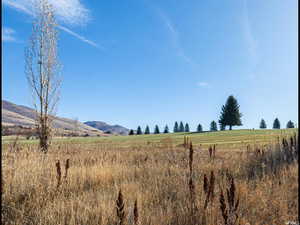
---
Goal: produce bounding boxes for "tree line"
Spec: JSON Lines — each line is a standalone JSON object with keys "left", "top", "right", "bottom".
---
{"left": 129, "top": 122, "right": 198, "bottom": 135}
{"left": 259, "top": 118, "right": 295, "bottom": 129}
{"left": 129, "top": 95, "right": 296, "bottom": 135}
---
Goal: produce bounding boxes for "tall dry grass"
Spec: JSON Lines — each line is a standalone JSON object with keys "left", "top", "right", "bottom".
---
{"left": 2, "top": 133, "right": 298, "bottom": 225}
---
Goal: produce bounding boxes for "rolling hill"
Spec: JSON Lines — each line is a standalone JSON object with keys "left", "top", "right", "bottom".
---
{"left": 2, "top": 100, "right": 103, "bottom": 136}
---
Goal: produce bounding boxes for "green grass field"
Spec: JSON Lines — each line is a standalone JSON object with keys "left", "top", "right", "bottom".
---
{"left": 2, "top": 128, "right": 298, "bottom": 150}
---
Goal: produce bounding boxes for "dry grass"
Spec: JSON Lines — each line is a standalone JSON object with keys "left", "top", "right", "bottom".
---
{"left": 2, "top": 131, "right": 298, "bottom": 225}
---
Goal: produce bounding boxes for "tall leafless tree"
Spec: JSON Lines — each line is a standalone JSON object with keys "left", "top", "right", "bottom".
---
{"left": 25, "top": 0, "right": 61, "bottom": 153}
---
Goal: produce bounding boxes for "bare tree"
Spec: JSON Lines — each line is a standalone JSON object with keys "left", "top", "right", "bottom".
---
{"left": 25, "top": 0, "right": 61, "bottom": 153}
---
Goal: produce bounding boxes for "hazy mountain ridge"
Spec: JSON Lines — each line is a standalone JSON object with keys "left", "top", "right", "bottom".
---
{"left": 84, "top": 121, "right": 129, "bottom": 135}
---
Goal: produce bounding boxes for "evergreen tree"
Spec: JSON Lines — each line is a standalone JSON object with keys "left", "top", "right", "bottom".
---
{"left": 273, "top": 118, "right": 280, "bottom": 129}
{"left": 128, "top": 129, "right": 134, "bottom": 135}
{"left": 179, "top": 121, "right": 184, "bottom": 132}
{"left": 219, "top": 95, "right": 242, "bottom": 130}
{"left": 210, "top": 121, "right": 218, "bottom": 131}
{"left": 185, "top": 123, "right": 190, "bottom": 132}
{"left": 259, "top": 119, "right": 267, "bottom": 129}
{"left": 174, "top": 122, "right": 179, "bottom": 133}
{"left": 136, "top": 126, "right": 142, "bottom": 135}
{"left": 197, "top": 124, "right": 203, "bottom": 133}
{"left": 144, "top": 125, "right": 150, "bottom": 134}
{"left": 286, "top": 120, "right": 295, "bottom": 128}
{"left": 164, "top": 125, "right": 169, "bottom": 133}
{"left": 154, "top": 125, "right": 160, "bottom": 134}
{"left": 220, "top": 123, "right": 225, "bottom": 131}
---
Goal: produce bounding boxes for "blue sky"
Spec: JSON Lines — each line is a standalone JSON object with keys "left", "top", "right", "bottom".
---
{"left": 2, "top": 0, "right": 298, "bottom": 131}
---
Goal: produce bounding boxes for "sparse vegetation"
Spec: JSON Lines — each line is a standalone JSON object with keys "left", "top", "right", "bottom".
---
{"left": 2, "top": 128, "right": 298, "bottom": 225}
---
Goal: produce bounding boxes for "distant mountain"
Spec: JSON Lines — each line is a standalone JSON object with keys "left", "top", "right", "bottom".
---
{"left": 2, "top": 100, "right": 103, "bottom": 136}
{"left": 84, "top": 121, "right": 129, "bottom": 135}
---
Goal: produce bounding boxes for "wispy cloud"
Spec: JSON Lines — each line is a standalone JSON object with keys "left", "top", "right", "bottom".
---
{"left": 243, "top": 0, "right": 258, "bottom": 64}
{"left": 3, "top": 0, "right": 89, "bottom": 25}
{"left": 58, "top": 25, "right": 103, "bottom": 50}
{"left": 197, "top": 82, "right": 209, "bottom": 87}
{"left": 2, "top": 27, "right": 17, "bottom": 42}
{"left": 2, "top": 0, "right": 33, "bottom": 15}
{"left": 149, "top": 4, "right": 197, "bottom": 66}
{"left": 3, "top": 0, "right": 99, "bottom": 48}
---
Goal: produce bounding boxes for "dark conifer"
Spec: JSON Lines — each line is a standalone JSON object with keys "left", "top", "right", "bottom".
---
{"left": 164, "top": 125, "right": 169, "bottom": 133}
{"left": 273, "top": 118, "right": 280, "bottom": 129}
{"left": 210, "top": 121, "right": 218, "bottom": 131}
{"left": 179, "top": 121, "right": 184, "bottom": 132}
{"left": 286, "top": 120, "right": 295, "bottom": 128}
{"left": 259, "top": 119, "right": 267, "bottom": 129}
{"left": 144, "top": 125, "right": 150, "bottom": 134}
{"left": 154, "top": 125, "right": 160, "bottom": 134}
{"left": 174, "top": 122, "right": 179, "bottom": 133}
{"left": 136, "top": 126, "right": 142, "bottom": 135}
{"left": 219, "top": 95, "right": 242, "bottom": 130}
{"left": 197, "top": 124, "right": 203, "bottom": 133}
{"left": 185, "top": 123, "right": 190, "bottom": 132}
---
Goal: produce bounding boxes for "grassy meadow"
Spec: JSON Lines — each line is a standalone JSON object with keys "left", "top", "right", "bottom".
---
{"left": 2, "top": 128, "right": 298, "bottom": 225}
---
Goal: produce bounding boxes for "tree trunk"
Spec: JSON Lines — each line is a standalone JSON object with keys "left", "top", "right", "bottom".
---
{"left": 229, "top": 125, "right": 232, "bottom": 130}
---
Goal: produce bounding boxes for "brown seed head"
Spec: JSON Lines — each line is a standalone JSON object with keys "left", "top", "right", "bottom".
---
{"left": 219, "top": 190, "right": 228, "bottom": 225}
{"left": 133, "top": 199, "right": 139, "bottom": 225}
{"left": 116, "top": 189, "right": 125, "bottom": 225}
{"left": 55, "top": 160, "right": 61, "bottom": 188}
{"left": 189, "top": 142, "right": 193, "bottom": 174}
{"left": 203, "top": 174, "right": 208, "bottom": 194}
{"left": 227, "top": 177, "right": 236, "bottom": 210}
{"left": 208, "top": 171, "right": 215, "bottom": 200}
{"left": 64, "top": 159, "right": 70, "bottom": 179}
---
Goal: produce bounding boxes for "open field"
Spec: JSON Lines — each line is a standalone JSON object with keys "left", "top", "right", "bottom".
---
{"left": 2, "top": 129, "right": 298, "bottom": 225}
{"left": 2, "top": 128, "right": 297, "bottom": 146}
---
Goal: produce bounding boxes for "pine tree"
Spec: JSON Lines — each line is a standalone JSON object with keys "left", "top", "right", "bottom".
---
{"left": 174, "top": 122, "right": 179, "bottom": 133}
{"left": 220, "top": 123, "right": 225, "bottom": 131}
{"left": 197, "top": 124, "right": 203, "bottom": 133}
{"left": 154, "top": 125, "right": 160, "bottom": 134}
{"left": 164, "top": 125, "right": 169, "bottom": 133}
{"left": 136, "top": 126, "right": 142, "bottom": 135}
{"left": 219, "top": 95, "right": 242, "bottom": 130}
{"left": 179, "top": 121, "right": 184, "bottom": 132}
{"left": 273, "top": 118, "right": 280, "bottom": 129}
{"left": 144, "top": 125, "right": 150, "bottom": 134}
{"left": 259, "top": 119, "right": 267, "bottom": 129}
{"left": 286, "top": 120, "right": 295, "bottom": 128}
{"left": 210, "top": 121, "right": 218, "bottom": 131}
{"left": 184, "top": 123, "right": 190, "bottom": 132}
{"left": 128, "top": 129, "right": 134, "bottom": 135}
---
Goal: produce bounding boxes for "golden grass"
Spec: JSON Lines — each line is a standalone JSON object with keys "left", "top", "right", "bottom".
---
{"left": 2, "top": 132, "right": 298, "bottom": 225}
